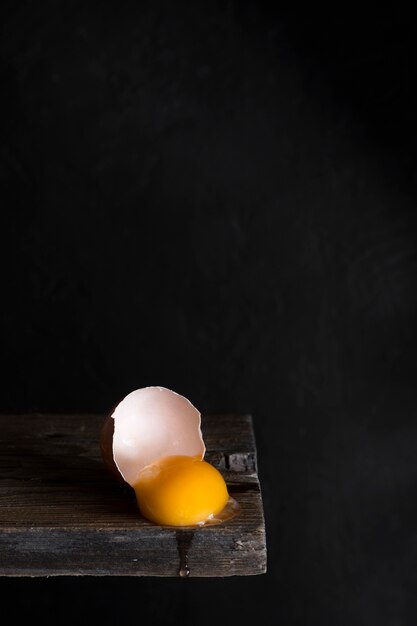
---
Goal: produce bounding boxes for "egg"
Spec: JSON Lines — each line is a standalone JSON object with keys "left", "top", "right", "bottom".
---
{"left": 100, "top": 386, "right": 234, "bottom": 527}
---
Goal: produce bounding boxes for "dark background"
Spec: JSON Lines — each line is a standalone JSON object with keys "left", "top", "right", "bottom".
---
{"left": 2, "top": 2, "right": 417, "bottom": 624}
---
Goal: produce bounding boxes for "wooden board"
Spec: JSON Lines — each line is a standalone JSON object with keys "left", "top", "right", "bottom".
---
{"left": 0, "top": 413, "right": 267, "bottom": 577}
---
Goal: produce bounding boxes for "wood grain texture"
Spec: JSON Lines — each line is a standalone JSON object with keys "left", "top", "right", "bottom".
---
{"left": 0, "top": 414, "right": 266, "bottom": 577}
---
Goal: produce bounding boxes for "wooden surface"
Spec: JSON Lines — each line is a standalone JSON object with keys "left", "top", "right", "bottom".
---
{"left": 0, "top": 413, "right": 266, "bottom": 577}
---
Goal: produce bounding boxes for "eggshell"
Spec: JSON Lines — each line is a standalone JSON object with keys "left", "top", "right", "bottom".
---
{"left": 100, "top": 386, "right": 206, "bottom": 487}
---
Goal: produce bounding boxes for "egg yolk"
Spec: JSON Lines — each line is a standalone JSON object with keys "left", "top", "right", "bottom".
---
{"left": 133, "top": 455, "right": 229, "bottom": 527}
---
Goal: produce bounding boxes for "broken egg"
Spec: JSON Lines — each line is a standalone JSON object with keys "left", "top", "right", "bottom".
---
{"left": 100, "top": 386, "right": 237, "bottom": 527}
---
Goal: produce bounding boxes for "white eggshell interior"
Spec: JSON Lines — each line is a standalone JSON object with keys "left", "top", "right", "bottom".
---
{"left": 111, "top": 386, "right": 206, "bottom": 486}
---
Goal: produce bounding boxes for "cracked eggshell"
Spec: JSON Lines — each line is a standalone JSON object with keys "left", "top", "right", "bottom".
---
{"left": 100, "top": 386, "right": 206, "bottom": 487}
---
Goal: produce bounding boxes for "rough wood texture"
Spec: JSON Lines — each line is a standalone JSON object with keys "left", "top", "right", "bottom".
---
{"left": 0, "top": 413, "right": 266, "bottom": 577}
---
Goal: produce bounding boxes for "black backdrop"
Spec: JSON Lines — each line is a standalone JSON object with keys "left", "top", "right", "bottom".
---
{"left": 2, "top": 2, "right": 417, "bottom": 624}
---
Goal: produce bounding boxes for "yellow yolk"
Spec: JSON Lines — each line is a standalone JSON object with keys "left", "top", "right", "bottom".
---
{"left": 133, "top": 455, "right": 229, "bottom": 527}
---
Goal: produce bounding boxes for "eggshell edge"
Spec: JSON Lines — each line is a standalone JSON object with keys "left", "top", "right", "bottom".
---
{"left": 100, "top": 386, "right": 206, "bottom": 487}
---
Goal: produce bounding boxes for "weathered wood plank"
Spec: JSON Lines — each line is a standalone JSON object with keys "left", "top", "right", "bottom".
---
{"left": 0, "top": 414, "right": 266, "bottom": 577}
